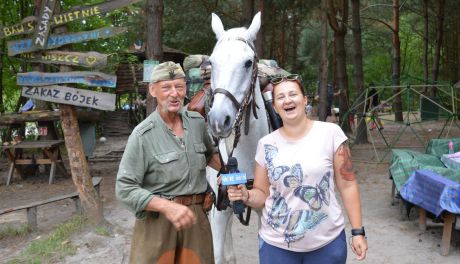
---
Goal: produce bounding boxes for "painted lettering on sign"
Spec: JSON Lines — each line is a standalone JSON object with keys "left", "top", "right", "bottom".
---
{"left": 17, "top": 71, "right": 117, "bottom": 88}
{"left": 33, "top": 0, "right": 56, "bottom": 48}
{"left": 3, "top": 20, "right": 34, "bottom": 37}
{"left": 8, "top": 27, "right": 126, "bottom": 56}
{"left": 53, "top": 6, "right": 100, "bottom": 25}
{"left": 0, "top": 0, "right": 143, "bottom": 39}
{"left": 19, "top": 51, "right": 107, "bottom": 68}
{"left": 22, "top": 86, "right": 116, "bottom": 111}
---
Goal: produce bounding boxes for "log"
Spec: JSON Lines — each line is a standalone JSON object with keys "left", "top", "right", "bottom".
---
{"left": 0, "top": 110, "right": 100, "bottom": 125}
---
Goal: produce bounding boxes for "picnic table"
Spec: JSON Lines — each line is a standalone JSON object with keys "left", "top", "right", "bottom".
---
{"left": 2, "top": 139, "right": 69, "bottom": 185}
{"left": 400, "top": 169, "right": 460, "bottom": 255}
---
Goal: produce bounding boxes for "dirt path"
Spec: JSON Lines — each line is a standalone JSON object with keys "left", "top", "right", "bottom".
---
{"left": 1, "top": 127, "right": 460, "bottom": 263}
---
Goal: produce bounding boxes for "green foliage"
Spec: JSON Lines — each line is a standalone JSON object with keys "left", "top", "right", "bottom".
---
{"left": 0, "top": 223, "right": 31, "bottom": 240}
{"left": 6, "top": 215, "right": 87, "bottom": 264}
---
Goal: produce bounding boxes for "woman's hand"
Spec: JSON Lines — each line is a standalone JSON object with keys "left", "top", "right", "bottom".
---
{"left": 351, "top": 235, "right": 368, "bottom": 260}
{"left": 227, "top": 184, "right": 249, "bottom": 203}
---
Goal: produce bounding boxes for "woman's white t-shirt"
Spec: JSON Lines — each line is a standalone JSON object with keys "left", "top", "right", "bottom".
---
{"left": 255, "top": 121, "right": 348, "bottom": 252}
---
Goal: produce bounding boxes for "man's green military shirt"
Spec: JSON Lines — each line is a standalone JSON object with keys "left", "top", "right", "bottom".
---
{"left": 116, "top": 109, "right": 217, "bottom": 218}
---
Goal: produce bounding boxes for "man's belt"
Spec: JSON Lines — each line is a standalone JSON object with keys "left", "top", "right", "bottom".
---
{"left": 172, "top": 194, "right": 205, "bottom": 206}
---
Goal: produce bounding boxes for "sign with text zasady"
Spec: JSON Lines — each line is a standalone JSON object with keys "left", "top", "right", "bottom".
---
{"left": 32, "top": 0, "right": 57, "bottom": 49}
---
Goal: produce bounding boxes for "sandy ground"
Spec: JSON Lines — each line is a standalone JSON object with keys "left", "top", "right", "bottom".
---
{"left": 1, "top": 118, "right": 460, "bottom": 263}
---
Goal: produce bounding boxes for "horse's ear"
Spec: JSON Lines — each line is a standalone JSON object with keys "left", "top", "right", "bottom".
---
{"left": 211, "top": 13, "right": 225, "bottom": 40}
{"left": 246, "top": 12, "right": 261, "bottom": 41}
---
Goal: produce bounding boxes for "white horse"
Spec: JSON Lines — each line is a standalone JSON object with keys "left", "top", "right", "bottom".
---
{"left": 206, "top": 12, "right": 269, "bottom": 264}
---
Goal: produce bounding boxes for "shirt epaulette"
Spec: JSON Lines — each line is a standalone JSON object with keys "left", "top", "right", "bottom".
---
{"left": 137, "top": 121, "right": 155, "bottom": 135}
{"left": 186, "top": 110, "right": 204, "bottom": 119}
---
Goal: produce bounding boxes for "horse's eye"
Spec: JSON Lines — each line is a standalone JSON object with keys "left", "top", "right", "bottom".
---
{"left": 244, "top": 60, "right": 252, "bottom": 68}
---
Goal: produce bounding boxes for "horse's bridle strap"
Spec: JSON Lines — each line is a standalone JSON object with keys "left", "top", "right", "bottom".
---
{"left": 213, "top": 88, "right": 241, "bottom": 111}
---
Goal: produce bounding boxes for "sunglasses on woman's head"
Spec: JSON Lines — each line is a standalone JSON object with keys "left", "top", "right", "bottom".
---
{"left": 270, "top": 74, "right": 302, "bottom": 85}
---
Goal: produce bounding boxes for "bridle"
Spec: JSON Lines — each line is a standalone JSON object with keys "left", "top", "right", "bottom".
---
{"left": 208, "top": 37, "right": 259, "bottom": 154}
{"left": 209, "top": 37, "right": 260, "bottom": 226}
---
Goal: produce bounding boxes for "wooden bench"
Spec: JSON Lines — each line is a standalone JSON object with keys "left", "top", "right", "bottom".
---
{"left": 0, "top": 177, "right": 102, "bottom": 231}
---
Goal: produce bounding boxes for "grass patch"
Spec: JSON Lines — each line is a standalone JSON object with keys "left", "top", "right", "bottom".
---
{"left": 6, "top": 215, "right": 88, "bottom": 264}
{"left": 0, "top": 223, "right": 31, "bottom": 240}
{"left": 95, "top": 226, "right": 111, "bottom": 237}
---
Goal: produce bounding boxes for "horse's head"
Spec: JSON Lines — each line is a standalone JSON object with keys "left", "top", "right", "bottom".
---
{"left": 207, "top": 12, "right": 261, "bottom": 138}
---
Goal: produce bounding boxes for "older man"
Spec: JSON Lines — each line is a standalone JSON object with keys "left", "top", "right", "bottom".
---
{"left": 116, "top": 61, "right": 220, "bottom": 264}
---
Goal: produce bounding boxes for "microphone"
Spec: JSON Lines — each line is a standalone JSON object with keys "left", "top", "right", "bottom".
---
{"left": 221, "top": 157, "right": 247, "bottom": 214}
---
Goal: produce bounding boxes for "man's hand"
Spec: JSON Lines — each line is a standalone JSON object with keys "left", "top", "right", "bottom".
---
{"left": 162, "top": 202, "right": 197, "bottom": 230}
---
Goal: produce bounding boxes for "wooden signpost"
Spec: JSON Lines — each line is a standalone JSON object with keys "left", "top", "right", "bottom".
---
{"left": 22, "top": 86, "right": 116, "bottom": 111}
{"left": 20, "top": 51, "right": 107, "bottom": 68}
{"left": 0, "top": 0, "right": 143, "bottom": 39}
{"left": 33, "top": 0, "right": 57, "bottom": 48}
{"left": 17, "top": 71, "right": 117, "bottom": 88}
{"left": 8, "top": 27, "right": 126, "bottom": 56}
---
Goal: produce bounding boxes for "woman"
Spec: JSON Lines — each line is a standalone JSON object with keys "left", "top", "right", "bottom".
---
{"left": 228, "top": 74, "right": 367, "bottom": 263}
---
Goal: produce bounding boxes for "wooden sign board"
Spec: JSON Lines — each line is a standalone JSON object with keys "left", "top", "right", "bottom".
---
{"left": 20, "top": 51, "right": 107, "bottom": 68}
{"left": 1, "top": 17, "right": 35, "bottom": 39}
{"left": 17, "top": 71, "right": 117, "bottom": 88}
{"left": 0, "top": 0, "right": 143, "bottom": 39}
{"left": 22, "top": 86, "right": 116, "bottom": 111}
{"left": 8, "top": 27, "right": 126, "bottom": 56}
{"left": 33, "top": 0, "right": 57, "bottom": 48}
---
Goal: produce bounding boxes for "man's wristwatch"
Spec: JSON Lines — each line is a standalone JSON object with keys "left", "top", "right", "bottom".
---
{"left": 351, "top": 226, "right": 366, "bottom": 237}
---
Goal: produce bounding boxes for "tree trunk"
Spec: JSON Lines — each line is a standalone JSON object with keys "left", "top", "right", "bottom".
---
{"left": 458, "top": 12, "right": 460, "bottom": 82}
{"left": 423, "top": 0, "right": 429, "bottom": 89}
{"left": 0, "top": 40, "right": 4, "bottom": 114}
{"left": 280, "top": 10, "right": 287, "bottom": 66}
{"left": 255, "top": 0, "right": 264, "bottom": 57}
{"left": 318, "top": 0, "right": 329, "bottom": 122}
{"left": 242, "top": 0, "right": 255, "bottom": 26}
{"left": 291, "top": 12, "right": 300, "bottom": 72}
{"left": 145, "top": 0, "right": 163, "bottom": 115}
{"left": 335, "top": 31, "right": 351, "bottom": 133}
{"left": 430, "top": 0, "right": 445, "bottom": 96}
{"left": 54, "top": 3, "right": 104, "bottom": 224}
{"left": 392, "top": 0, "right": 403, "bottom": 122}
{"left": 327, "top": 0, "right": 351, "bottom": 133}
{"left": 351, "top": 0, "right": 368, "bottom": 144}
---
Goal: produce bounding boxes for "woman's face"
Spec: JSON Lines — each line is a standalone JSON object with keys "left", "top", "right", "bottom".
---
{"left": 272, "top": 81, "right": 307, "bottom": 122}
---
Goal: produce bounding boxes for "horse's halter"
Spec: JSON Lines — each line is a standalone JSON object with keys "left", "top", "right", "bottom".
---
{"left": 209, "top": 37, "right": 259, "bottom": 143}
{"left": 209, "top": 37, "right": 259, "bottom": 226}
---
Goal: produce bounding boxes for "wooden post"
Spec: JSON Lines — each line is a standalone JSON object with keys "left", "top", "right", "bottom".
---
{"left": 441, "top": 212, "right": 454, "bottom": 256}
{"left": 27, "top": 206, "right": 38, "bottom": 231}
{"left": 418, "top": 207, "right": 427, "bottom": 231}
{"left": 54, "top": 3, "right": 104, "bottom": 224}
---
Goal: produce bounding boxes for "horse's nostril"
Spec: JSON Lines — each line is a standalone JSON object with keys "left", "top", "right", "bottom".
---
{"left": 224, "top": 115, "right": 231, "bottom": 128}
